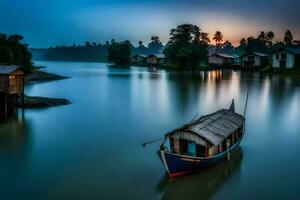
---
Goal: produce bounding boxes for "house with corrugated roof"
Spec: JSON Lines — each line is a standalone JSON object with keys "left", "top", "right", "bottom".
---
{"left": 240, "top": 52, "right": 269, "bottom": 68}
{"left": 208, "top": 53, "right": 239, "bottom": 66}
{"left": 272, "top": 48, "right": 300, "bottom": 69}
{"left": 146, "top": 54, "right": 166, "bottom": 65}
{"left": 130, "top": 54, "right": 147, "bottom": 63}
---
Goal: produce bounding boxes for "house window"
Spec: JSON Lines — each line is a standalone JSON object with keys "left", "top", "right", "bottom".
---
{"left": 276, "top": 54, "right": 279, "bottom": 59}
{"left": 281, "top": 53, "right": 287, "bottom": 60}
{"left": 248, "top": 55, "right": 255, "bottom": 61}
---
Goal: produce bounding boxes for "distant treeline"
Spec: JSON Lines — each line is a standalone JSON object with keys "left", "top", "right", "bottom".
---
{"left": 217, "top": 30, "right": 300, "bottom": 56}
{"left": 2, "top": 24, "right": 299, "bottom": 70}
{"left": 30, "top": 36, "right": 164, "bottom": 62}
{"left": 0, "top": 33, "right": 32, "bottom": 68}
{"left": 106, "top": 24, "right": 300, "bottom": 69}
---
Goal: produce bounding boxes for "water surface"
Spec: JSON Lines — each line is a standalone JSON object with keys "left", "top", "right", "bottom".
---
{"left": 0, "top": 61, "right": 300, "bottom": 199}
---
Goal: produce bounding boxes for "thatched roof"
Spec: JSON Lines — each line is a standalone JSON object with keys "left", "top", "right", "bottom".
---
{"left": 166, "top": 103, "right": 245, "bottom": 146}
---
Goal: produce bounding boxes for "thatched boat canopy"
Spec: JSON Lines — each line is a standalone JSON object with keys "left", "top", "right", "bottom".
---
{"left": 166, "top": 102, "right": 245, "bottom": 147}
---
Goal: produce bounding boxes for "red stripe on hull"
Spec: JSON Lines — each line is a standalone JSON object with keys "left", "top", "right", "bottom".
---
{"left": 169, "top": 169, "right": 202, "bottom": 178}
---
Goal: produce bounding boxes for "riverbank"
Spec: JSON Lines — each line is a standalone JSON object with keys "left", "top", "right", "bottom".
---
{"left": 22, "top": 67, "right": 71, "bottom": 108}
{"left": 16, "top": 96, "right": 70, "bottom": 108}
{"left": 25, "top": 69, "right": 68, "bottom": 84}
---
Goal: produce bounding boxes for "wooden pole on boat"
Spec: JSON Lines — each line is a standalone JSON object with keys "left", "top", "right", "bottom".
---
{"left": 226, "top": 140, "right": 231, "bottom": 161}
{"left": 243, "top": 92, "right": 249, "bottom": 117}
{"left": 142, "top": 138, "right": 163, "bottom": 147}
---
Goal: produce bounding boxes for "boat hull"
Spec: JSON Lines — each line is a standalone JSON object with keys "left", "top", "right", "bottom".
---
{"left": 160, "top": 139, "right": 241, "bottom": 178}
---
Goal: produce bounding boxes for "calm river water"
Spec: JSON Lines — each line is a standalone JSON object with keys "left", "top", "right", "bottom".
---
{"left": 1, "top": 61, "right": 300, "bottom": 199}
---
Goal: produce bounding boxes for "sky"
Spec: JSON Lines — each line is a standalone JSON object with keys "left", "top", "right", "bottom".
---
{"left": 0, "top": 0, "right": 299, "bottom": 47}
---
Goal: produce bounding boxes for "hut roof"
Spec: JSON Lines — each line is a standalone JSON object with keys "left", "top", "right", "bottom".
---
{"left": 166, "top": 106, "right": 245, "bottom": 146}
{"left": 131, "top": 54, "right": 147, "bottom": 58}
{"left": 241, "top": 52, "right": 269, "bottom": 58}
{"left": 0, "top": 65, "right": 22, "bottom": 75}
{"left": 209, "top": 53, "right": 237, "bottom": 59}
{"left": 272, "top": 47, "right": 300, "bottom": 55}
{"left": 149, "top": 54, "right": 166, "bottom": 59}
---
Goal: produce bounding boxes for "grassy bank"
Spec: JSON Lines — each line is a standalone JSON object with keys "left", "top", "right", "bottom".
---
{"left": 16, "top": 96, "right": 70, "bottom": 108}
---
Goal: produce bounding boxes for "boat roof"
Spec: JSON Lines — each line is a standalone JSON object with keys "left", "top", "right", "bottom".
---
{"left": 166, "top": 101, "right": 245, "bottom": 146}
{"left": 0, "top": 65, "right": 22, "bottom": 75}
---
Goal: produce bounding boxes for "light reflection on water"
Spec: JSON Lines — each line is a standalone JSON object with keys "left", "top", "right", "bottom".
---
{"left": 0, "top": 61, "right": 300, "bottom": 199}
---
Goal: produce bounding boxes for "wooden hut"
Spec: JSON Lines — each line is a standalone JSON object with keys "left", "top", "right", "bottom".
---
{"left": 272, "top": 48, "right": 300, "bottom": 69}
{"left": 130, "top": 54, "right": 147, "bottom": 63}
{"left": 0, "top": 65, "right": 24, "bottom": 120}
{"left": 240, "top": 52, "right": 269, "bottom": 68}
{"left": 208, "top": 53, "right": 237, "bottom": 66}
{"left": 147, "top": 54, "right": 166, "bottom": 65}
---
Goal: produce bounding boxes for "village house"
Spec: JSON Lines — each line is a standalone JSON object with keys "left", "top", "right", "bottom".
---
{"left": 272, "top": 48, "right": 300, "bottom": 69}
{"left": 130, "top": 54, "right": 147, "bottom": 63}
{"left": 146, "top": 54, "right": 166, "bottom": 65}
{"left": 0, "top": 65, "right": 24, "bottom": 120}
{"left": 240, "top": 52, "right": 269, "bottom": 68}
{"left": 208, "top": 53, "right": 238, "bottom": 66}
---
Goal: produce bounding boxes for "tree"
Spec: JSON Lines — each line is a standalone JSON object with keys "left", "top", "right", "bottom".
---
{"left": 0, "top": 46, "right": 13, "bottom": 63}
{"left": 222, "top": 40, "right": 234, "bottom": 52}
{"left": 107, "top": 40, "right": 132, "bottom": 65}
{"left": 150, "top": 36, "right": 160, "bottom": 44}
{"left": 258, "top": 31, "right": 266, "bottom": 41}
{"left": 284, "top": 30, "right": 293, "bottom": 46}
{"left": 0, "top": 33, "right": 32, "bottom": 68}
{"left": 148, "top": 35, "right": 163, "bottom": 53}
{"left": 164, "top": 24, "right": 208, "bottom": 69}
{"left": 200, "top": 32, "right": 210, "bottom": 45}
{"left": 8, "top": 34, "right": 24, "bottom": 43}
{"left": 138, "top": 41, "right": 143, "bottom": 47}
{"left": 240, "top": 38, "right": 247, "bottom": 46}
{"left": 213, "top": 31, "right": 223, "bottom": 44}
{"left": 294, "top": 40, "right": 300, "bottom": 47}
{"left": 266, "top": 31, "right": 275, "bottom": 47}
{"left": 136, "top": 40, "right": 147, "bottom": 54}
{"left": 85, "top": 41, "right": 91, "bottom": 47}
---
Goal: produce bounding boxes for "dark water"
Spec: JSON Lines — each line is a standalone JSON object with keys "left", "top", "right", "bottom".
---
{"left": 1, "top": 61, "right": 300, "bottom": 200}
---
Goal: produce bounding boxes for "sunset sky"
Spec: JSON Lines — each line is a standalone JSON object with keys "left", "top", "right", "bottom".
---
{"left": 1, "top": 0, "right": 299, "bottom": 47}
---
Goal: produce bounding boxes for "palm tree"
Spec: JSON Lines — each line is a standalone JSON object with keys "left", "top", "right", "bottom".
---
{"left": 138, "top": 41, "right": 143, "bottom": 47}
{"left": 284, "top": 30, "right": 293, "bottom": 46}
{"left": 200, "top": 32, "right": 210, "bottom": 44}
{"left": 213, "top": 31, "right": 223, "bottom": 44}
{"left": 240, "top": 38, "right": 247, "bottom": 46}
{"left": 266, "top": 31, "right": 274, "bottom": 41}
{"left": 258, "top": 31, "right": 266, "bottom": 41}
{"left": 151, "top": 35, "right": 160, "bottom": 44}
{"left": 266, "top": 31, "right": 274, "bottom": 46}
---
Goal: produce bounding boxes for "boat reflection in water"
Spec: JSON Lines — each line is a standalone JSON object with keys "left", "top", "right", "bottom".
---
{"left": 160, "top": 148, "right": 243, "bottom": 200}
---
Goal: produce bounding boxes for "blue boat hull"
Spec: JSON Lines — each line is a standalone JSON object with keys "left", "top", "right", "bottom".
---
{"left": 160, "top": 139, "right": 242, "bottom": 177}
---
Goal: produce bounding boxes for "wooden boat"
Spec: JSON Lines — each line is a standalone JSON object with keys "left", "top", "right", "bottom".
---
{"left": 159, "top": 99, "right": 246, "bottom": 178}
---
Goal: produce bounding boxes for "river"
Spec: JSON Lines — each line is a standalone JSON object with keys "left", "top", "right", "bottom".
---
{"left": 0, "top": 61, "right": 300, "bottom": 199}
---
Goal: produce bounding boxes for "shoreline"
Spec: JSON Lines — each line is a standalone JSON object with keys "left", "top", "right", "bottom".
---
{"left": 25, "top": 69, "right": 69, "bottom": 84}
{"left": 22, "top": 67, "right": 71, "bottom": 108}
{"left": 16, "top": 96, "right": 70, "bottom": 108}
